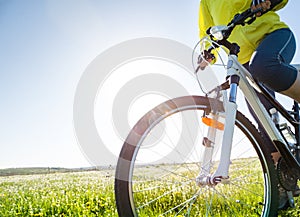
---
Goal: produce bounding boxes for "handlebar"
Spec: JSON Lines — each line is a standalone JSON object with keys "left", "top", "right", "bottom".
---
{"left": 204, "top": 1, "right": 285, "bottom": 53}
{"left": 206, "top": 8, "right": 260, "bottom": 50}
{"left": 228, "top": 8, "right": 258, "bottom": 28}
{"left": 197, "top": 6, "right": 274, "bottom": 72}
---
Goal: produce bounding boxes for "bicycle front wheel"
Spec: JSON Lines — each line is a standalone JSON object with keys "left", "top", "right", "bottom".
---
{"left": 115, "top": 95, "right": 278, "bottom": 217}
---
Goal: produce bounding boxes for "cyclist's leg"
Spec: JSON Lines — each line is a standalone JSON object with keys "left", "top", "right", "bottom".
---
{"left": 247, "top": 28, "right": 300, "bottom": 209}
{"left": 281, "top": 72, "right": 300, "bottom": 103}
{"left": 249, "top": 28, "right": 300, "bottom": 103}
{"left": 242, "top": 64, "right": 297, "bottom": 210}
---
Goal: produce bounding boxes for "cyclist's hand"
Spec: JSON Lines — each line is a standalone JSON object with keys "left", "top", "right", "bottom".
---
{"left": 197, "top": 50, "right": 215, "bottom": 71}
{"left": 251, "top": 0, "right": 271, "bottom": 17}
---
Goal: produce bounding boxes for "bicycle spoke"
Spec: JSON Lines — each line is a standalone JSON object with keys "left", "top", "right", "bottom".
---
{"left": 115, "top": 96, "right": 277, "bottom": 216}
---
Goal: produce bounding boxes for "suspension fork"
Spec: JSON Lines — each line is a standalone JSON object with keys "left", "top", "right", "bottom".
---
{"left": 197, "top": 57, "right": 240, "bottom": 186}
{"left": 211, "top": 75, "right": 240, "bottom": 181}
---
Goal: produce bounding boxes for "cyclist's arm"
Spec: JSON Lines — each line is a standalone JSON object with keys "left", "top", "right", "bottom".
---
{"left": 270, "top": 0, "right": 288, "bottom": 11}
{"left": 251, "top": 0, "right": 288, "bottom": 12}
{"left": 199, "top": 0, "right": 213, "bottom": 39}
{"left": 199, "top": 1, "right": 217, "bottom": 65}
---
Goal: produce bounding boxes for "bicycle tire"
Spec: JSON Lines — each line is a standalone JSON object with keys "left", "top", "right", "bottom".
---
{"left": 115, "top": 95, "right": 278, "bottom": 217}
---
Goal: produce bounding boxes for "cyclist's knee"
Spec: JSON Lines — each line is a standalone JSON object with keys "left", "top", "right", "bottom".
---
{"left": 249, "top": 51, "right": 271, "bottom": 81}
{"left": 249, "top": 50, "right": 296, "bottom": 91}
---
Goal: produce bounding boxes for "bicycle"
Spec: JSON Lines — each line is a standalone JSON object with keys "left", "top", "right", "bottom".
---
{"left": 114, "top": 7, "right": 300, "bottom": 217}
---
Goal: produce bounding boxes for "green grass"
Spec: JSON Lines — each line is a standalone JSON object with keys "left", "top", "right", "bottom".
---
{"left": 0, "top": 163, "right": 299, "bottom": 216}
{"left": 0, "top": 170, "right": 117, "bottom": 217}
{"left": 129, "top": 159, "right": 300, "bottom": 216}
{"left": 130, "top": 159, "right": 265, "bottom": 217}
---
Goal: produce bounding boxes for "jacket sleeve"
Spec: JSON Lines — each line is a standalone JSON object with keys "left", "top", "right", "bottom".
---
{"left": 271, "top": 0, "right": 288, "bottom": 11}
{"left": 199, "top": 0, "right": 214, "bottom": 39}
{"left": 199, "top": 1, "right": 218, "bottom": 64}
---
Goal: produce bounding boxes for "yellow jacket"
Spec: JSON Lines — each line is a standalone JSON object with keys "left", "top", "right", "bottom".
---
{"left": 199, "top": 0, "right": 289, "bottom": 64}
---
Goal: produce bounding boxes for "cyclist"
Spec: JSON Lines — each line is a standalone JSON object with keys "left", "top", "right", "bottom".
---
{"left": 199, "top": 0, "right": 299, "bottom": 210}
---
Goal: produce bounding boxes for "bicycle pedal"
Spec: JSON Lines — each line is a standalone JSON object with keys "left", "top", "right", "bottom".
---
{"left": 287, "top": 191, "right": 295, "bottom": 208}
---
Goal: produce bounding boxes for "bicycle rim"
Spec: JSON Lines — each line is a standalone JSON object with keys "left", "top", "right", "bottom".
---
{"left": 115, "top": 96, "right": 278, "bottom": 217}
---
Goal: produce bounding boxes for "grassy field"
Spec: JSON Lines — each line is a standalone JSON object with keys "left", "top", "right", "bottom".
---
{"left": 0, "top": 170, "right": 117, "bottom": 217}
{"left": 0, "top": 166, "right": 299, "bottom": 216}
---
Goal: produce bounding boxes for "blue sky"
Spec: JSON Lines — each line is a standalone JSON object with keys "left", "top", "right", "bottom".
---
{"left": 0, "top": 0, "right": 299, "bottom": 169}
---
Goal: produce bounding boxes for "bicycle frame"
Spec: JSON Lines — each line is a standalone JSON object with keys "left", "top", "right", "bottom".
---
{"left": 198, "top": 52, "right": 300, "bottom": 185}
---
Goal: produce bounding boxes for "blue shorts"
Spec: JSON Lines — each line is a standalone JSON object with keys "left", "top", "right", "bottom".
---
{"left": 249, "top": 28, "right": 297, "bottom": 92}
